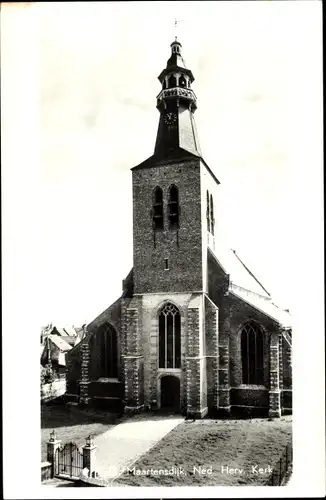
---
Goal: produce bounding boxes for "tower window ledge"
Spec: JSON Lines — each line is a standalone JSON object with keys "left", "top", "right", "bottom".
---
{"left": 158, "top": 368, "right": 181, "bottom": 373}
{"left": 97, "top": 377, "right": 120, "bottom": 383}
{"left": 237, "top": 384, "right": 267, "bottom": 390}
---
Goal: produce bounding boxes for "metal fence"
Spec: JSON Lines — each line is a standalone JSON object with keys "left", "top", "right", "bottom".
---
{"left": 266, "top": 441, "right": 293, "bottom": 486}
{"left": 55, "top": 442, "right": 84, "bottom": 479}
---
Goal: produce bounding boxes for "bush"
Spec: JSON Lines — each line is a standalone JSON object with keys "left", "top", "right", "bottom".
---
{"left": 41, "top": 364, "right": 56, "bottom": 386}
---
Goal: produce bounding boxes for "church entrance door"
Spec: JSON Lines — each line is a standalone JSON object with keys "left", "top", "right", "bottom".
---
{"left": 160, "top": 375, "right": 180, "bottom": 412}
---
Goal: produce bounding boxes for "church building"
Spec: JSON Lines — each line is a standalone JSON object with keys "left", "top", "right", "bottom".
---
{"left": 66, "top": 39, "right": 292, "bottom": 419}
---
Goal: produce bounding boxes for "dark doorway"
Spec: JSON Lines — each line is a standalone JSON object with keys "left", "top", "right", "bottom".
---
{"left": 160, "top": 376, "right": 180, "bottom": 412}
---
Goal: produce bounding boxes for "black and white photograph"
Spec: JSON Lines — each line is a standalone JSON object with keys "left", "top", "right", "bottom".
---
{"left": 2, "top": 1, "right": 324, "bottom": 498}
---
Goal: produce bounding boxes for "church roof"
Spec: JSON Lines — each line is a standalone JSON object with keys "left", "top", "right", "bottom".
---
{"left": 209, "top": 244, "right": 271, "bottom": 299}
{"left": 132, "top": 150, "right": 220, "bottom": 186}
{"left": 230, "top": 288, "right": 292, "bottom": 328}
{"left": 132, "top": 149, "right": 199, "bottom": 170}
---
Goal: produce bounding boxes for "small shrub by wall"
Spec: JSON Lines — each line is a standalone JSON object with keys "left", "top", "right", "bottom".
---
{"left": 41, "top": 379, "right": 66, "bottom": 402}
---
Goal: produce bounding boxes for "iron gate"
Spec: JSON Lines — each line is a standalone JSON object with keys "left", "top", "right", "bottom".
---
{"left": 55, "top": 442, "right": 83, "bottom": 478}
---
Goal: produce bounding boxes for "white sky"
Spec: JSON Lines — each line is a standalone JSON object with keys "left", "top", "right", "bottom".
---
{"left": 3, "top": 1, "right": 323, "bottom": 327}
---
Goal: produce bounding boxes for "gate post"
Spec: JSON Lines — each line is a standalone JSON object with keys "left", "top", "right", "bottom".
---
{"left": 47, "top": 430, "right": 61, "bottom": 478}
{"left": 82, "top": 436, "right": 97, "bottom": 476}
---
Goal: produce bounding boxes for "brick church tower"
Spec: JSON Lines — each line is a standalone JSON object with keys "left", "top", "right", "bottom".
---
{"left": 128, "top": 38, "right": 221, "bottom": 417}
{"left": 66, "top": 39, "right": 292, "bottom": 419}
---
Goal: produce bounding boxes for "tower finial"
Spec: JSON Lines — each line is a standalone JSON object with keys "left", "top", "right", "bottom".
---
{"left": 174, "top": 18, "right": 184, "bottom": 42}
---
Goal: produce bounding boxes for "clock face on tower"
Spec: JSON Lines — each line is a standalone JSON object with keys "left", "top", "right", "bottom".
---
{"left": 163, "top": 112, "right": 177, "bottom": 126}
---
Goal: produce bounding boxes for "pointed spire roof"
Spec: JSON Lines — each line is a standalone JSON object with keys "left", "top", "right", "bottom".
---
{"left": 132, "top": 39, "right": 220, "bottom": 185}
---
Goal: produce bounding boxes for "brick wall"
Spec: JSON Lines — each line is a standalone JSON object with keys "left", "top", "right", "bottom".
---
{"left": 282, "top": 336, "right": 292, "bottom": 390}
{"left": 269, "top": 332, "right": 281, "bottom": 417}
{"left": 227, "top": 293, "right": 276, "bottom": 388}
{"left": 122, "top": 296, "right": 144, "bottom": 409}
{"left": 230, "top": 387, "right": 269, "bottom": 407}
{"left": 86, "top": 299, "right": 123, "bottom": 383}
{"left": 200, "top": 162, "right": 221, "bottom": 294}
{"left": 205, "top": 295, "right": 219, "bottom": 412}
{"left": 185, "top": 294, "right": 208, "bottom": 417}
{"left": 132, "top": 160, "right": 203, "bottom": 294}
{"left": 66, "top": 342, "right": 82, "bottom": 395}
{"left": 207, "top": 252, "right": 229, "bottom": 307}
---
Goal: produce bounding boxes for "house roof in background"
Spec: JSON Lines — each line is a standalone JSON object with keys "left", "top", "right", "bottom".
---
{"left": 63, "top": 326, "right": 78, "bottom": 337}
{"left": 52, "top": 326, "right": 67, "bottom": 336}
{"left": 48, "top": 334, "right": 72, "bottom": 352}
{"left": 61, "top": 336, "right": 77, "bottom": 346}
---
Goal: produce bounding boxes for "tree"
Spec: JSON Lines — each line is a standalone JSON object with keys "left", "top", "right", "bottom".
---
{"left": 40, "top": 363, "right": 55, "bottom": 386}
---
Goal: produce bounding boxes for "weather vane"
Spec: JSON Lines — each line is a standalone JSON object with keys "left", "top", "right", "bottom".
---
{"left": 174, "top": 18, "right": 184, "bottom": 41}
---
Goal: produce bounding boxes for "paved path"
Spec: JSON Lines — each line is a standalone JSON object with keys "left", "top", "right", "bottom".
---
{"left": 92, "top": 413, "right": 184, "bottom": 480}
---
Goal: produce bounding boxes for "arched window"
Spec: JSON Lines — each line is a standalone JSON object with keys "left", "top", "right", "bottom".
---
{"left": 206, "top": 190, "right": 210, "bottom": 232}
{"left": 241, "top": 322, "right": 264, "bottom": 385}
{"left": 98, "top": 323, "right": 118, "bottom": 378}
{"left": 169, "top": 75, "right": 176, "bottom": 88}
{"left": 210, "top": 194, "right": 215, "bottom": 235}
{"left": 180, "top": 76, "right": 186, "bottom": 88}
{"left": 168, "top": 185, "right": 179, "bottom": 230}
{"left": 159, "top": 303, "right": 181, "bottom": 369}
{"left": 152, "top": 187, "right": 164, "bottom": 231}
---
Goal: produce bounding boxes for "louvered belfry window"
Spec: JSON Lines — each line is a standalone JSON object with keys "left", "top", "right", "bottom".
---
{"left": 206, "top": 190, "right": 210, "bottom": 231}
{"left": 152, "top": 187, "right": 164, "bottom": 231}
{"left": 210, "top": 194, "right": 215, "bottom": 235}
{"left": 159, "top": 303, "right": 181, "bottom": 369}
{"left": 241, "top": 322, "right": 264, "bottom": 385}
{"left": 168, "top": 185, "right": 179, "bottom": 230}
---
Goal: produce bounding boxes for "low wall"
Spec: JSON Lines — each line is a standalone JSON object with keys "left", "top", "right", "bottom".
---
{"left": 41, "top": 379, "right": 66, "bottom": 402}
{"left": 230, "top": 387, "right": 269, "bottom": 407}
{"left": 41, "top": 461, "right": 52, "bottom": 482}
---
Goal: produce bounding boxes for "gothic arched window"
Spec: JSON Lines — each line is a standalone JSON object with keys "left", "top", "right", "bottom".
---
{"left": 206, "top": 190, "right": 210, "bottom": 232}
{"left": 168, "top": 185, "right": 179, "bottom": 230}
{"left": 210, "top": 194, "right": 215, "bottom": 235}
{"left": 97, "top": 323, "right": 118, "bottom": 378}
{"left": 241, "top": 322, "right": 264, "bottom": 385}
{"left": 159, "top": 303, "right": 181, "bottom": 369}
{"left": 152, "top": 186, "right": 164, "bottom": 231}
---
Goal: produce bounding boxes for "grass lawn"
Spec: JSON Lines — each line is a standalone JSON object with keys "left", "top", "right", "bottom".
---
{"left": 41, "top": 401, "right": 121, "bottom": 461}
{"left": 115, "top": 416, "right": 292, "bottom": 486}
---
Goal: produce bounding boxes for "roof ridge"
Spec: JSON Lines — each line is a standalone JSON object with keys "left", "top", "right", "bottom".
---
{"left": 231, "top": 249, "right": 271, "bottom": 297}
{"left": 229, "top": 289, "right": 291, "bottom": 328}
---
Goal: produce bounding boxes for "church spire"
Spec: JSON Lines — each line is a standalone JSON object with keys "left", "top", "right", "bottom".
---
{"left": 154, "top": 39, "right": 202, "bottom": 160}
